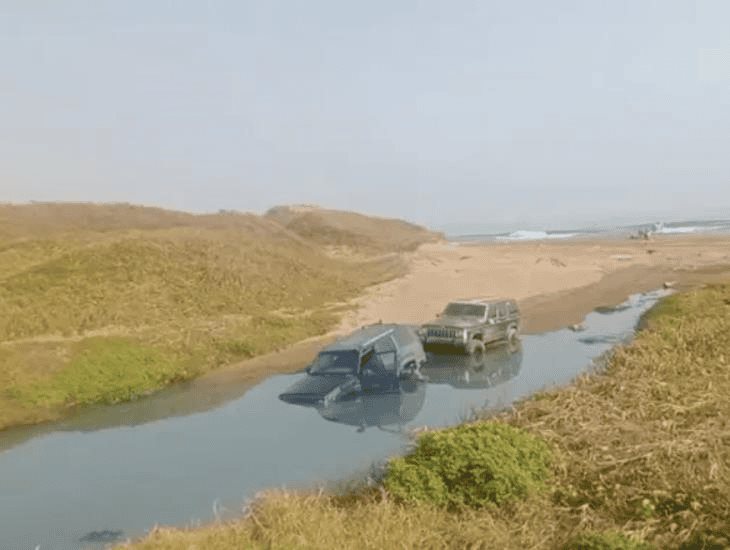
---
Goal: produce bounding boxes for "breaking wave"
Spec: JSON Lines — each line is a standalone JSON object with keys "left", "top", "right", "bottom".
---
{"left": 496, "top": 230, "right": 579, "bottom": 242}
{"left": 652, "top": 224, "right": 730, "bottom": 234}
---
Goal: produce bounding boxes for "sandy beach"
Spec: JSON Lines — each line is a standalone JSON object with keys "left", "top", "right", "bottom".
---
{"left": 338, "top": 233, "right": 730, "bottom": 332}
{"left": 204, "top": 233, "right": 730, "bottom": 389}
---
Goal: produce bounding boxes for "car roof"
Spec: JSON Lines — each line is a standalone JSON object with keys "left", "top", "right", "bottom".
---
{"left": 449, "top": 298, "right": 515, "bottom": 306}
{"left": 322, "top": 324, "right": 401, "bottom": 353}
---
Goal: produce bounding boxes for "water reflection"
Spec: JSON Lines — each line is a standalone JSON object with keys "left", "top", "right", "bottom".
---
{"left": 0, "top": 373, "right": 262, "bottom": 453}
{"left": 422, "top": 342, "right": 523, "bottom": 389}
{"left": 317, "top": 380, "right": 427, "bottom": 432}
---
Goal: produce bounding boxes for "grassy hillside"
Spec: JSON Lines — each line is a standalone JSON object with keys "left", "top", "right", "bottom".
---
{"left": 265, "top": 204, "right": 442, "bottom": 254}
{"left": 124, "top": 283, "right": 730, "bottom": 549}
{"left": 0, "top": 202, "right": 428, "bottom": 430}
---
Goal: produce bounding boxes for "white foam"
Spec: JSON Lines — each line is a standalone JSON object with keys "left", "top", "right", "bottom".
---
{"left": 496, "top": 230, "right": 579, "bottom": 242}
{"left": 654, "top": 225, "right": 701, "bottom": 234}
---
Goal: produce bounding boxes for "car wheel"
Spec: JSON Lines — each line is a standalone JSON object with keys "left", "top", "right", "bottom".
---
{"left": 466, "top": 339, "right": 485, "bottom": 359}
{"left": 506, "top": 325, "right": 519, "bottom": 342}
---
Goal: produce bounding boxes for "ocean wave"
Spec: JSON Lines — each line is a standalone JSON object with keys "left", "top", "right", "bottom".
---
{"left": 654, "top": 225, "right": 724, "bottom": 235}
{"left": 496, "top": 230, "right": 579, "bottom": 241}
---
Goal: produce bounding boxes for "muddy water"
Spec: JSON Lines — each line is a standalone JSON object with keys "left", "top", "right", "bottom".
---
{"left": 0, "top": 291, "right": 667, "bottom": 550}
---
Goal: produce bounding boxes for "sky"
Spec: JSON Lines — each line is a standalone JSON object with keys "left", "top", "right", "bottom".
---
{"left": 1, "top": 1, "right": 729, "bottom": 233}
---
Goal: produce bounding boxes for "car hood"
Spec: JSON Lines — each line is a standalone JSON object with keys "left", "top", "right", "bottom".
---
{"left": 279, "top": 374, "right": 356, "bottom": 405}
{"left": 424, "top": 316, "right": 480, "bottom": 329}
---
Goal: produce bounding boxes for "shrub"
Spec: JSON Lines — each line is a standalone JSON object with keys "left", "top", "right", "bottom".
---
{"left": 384, "top": 422, "right": 551, "bottom": 509}
{"left": 383, "top": 460, "right": 449, "bottom": 506}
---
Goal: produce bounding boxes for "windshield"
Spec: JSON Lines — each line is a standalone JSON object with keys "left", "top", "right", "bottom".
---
{"left": 309, "top": 351, "right": 359, "bottom": 375}
{"left": 443, "top": 303, "right": 486, "bottom": 318}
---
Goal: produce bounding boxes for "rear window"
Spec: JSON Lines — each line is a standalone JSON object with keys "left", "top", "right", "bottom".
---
{"left": 443, "top": 303, "right": 486, "bottom": 317}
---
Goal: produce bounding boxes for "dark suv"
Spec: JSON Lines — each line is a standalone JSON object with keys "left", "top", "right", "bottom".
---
{"left": 279, "top": 324, "right": 426, "bottom": 407}
{"left": 420, "top": 299, "right": 520, "bottom": 355}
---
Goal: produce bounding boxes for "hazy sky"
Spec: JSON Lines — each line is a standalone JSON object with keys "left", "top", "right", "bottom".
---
{"left": 1, "top": 1, "right": 729, "bottom": 231}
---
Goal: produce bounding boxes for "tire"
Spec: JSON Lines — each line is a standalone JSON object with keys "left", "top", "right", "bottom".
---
{"left": 506, "top": 325, "right": 519, "bottom": 343}
{"left": 466, "top": 339, "right": 485, "bottom": 359}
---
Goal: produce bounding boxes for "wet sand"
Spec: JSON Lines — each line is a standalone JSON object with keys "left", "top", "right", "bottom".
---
{"left": 205, "top": 234, "right": 730, "bottom": 388}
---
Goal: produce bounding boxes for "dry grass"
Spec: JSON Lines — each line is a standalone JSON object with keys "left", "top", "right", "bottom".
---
{"left": 503, "top": 283, "right": 730, "bottom": 548}
{"left": 265, "top": 205, "right": 442, "bottom": 254}
{"left": 0, "top": 203, "right": 435, "bottom": 430}
{"left": 124, "top": 492, "right": 560, "bottom": 550}
{"left": 121, "top": 283, "right": 730, "bottom": 550}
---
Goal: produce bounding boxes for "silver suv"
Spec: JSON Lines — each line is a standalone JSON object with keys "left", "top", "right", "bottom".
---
{"left": 420, "top": 298, "right": 520, "bottom": 356}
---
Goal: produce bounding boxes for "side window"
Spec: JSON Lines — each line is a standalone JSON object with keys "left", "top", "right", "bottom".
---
{"left": 487, "top": 306, "right": 497, "bottom": 320}
{"left": 363, "top": 336, "right": 397, "bottom": 375}
{"left": 395, "top": 326, "right": 415, "bottom": 347}
{"left": 496, "top": 303, "right": 507, "bottom": 320}
{"left": 377, "top": 350, "right": 397, "bottom": 374}
{"left": 374, "top": 335, "right": 396, "bottom": 354}
{"left": 359, "top": 349, "right": 375, "bottom": 370}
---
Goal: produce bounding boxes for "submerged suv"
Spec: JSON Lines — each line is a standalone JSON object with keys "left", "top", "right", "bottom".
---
{"left": 420, "top": 298, "right": 520, "bottom": 355}
{"left": 279, "top": 324, "right": 426, "bottom": 407}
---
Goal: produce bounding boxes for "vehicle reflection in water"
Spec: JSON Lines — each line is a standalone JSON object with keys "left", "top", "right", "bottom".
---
{"left": 279, "top": 343, "right": 523, "bottom": 431}
{"left": 317, "top": 379, "right": 427, "bottom": 433}
{"left": 422, "top": 342, "right": 523, "bottom": 389}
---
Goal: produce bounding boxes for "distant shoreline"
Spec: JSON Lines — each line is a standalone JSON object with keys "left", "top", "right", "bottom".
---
{"left": 447, "top": 218, "right": 730, "bottom": 243}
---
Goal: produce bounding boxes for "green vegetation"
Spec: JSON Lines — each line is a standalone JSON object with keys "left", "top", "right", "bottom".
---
{"left": 384, "top": 422, "right": 551, "bottom": 509}
{"left": 10, "top": 337, "right": 183, "bottom": 407}
{"left": 0, "top": 202, "right": 437, "bottom": 429}
{"left": 122, "top": 283, "right": 730, "bottom": 549}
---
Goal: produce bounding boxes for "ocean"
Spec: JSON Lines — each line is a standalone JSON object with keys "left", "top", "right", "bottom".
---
{"left": 449, "top": 219, "right": 730, "bottom": 243}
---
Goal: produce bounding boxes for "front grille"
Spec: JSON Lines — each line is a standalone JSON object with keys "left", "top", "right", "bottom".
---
{"left": 427, "top": 327, "right": 460, "bottom": 338}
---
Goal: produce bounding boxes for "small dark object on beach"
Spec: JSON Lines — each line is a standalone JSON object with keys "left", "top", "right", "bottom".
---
{"left": 535, "top": 257, "right": 566, "bottom": 267}
{"left": 79, "top": 529, "right": 124, "bottom": 543}
{"left": 646, "top": 249, "right": 656, "bottom": 254}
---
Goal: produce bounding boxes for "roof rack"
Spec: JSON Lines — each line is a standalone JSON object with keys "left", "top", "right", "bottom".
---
{"left": 454, "top": 296, "right": 496, "bottom": 303}
{"left": 360, "top": 327, "right": 395, "bottom": 348}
